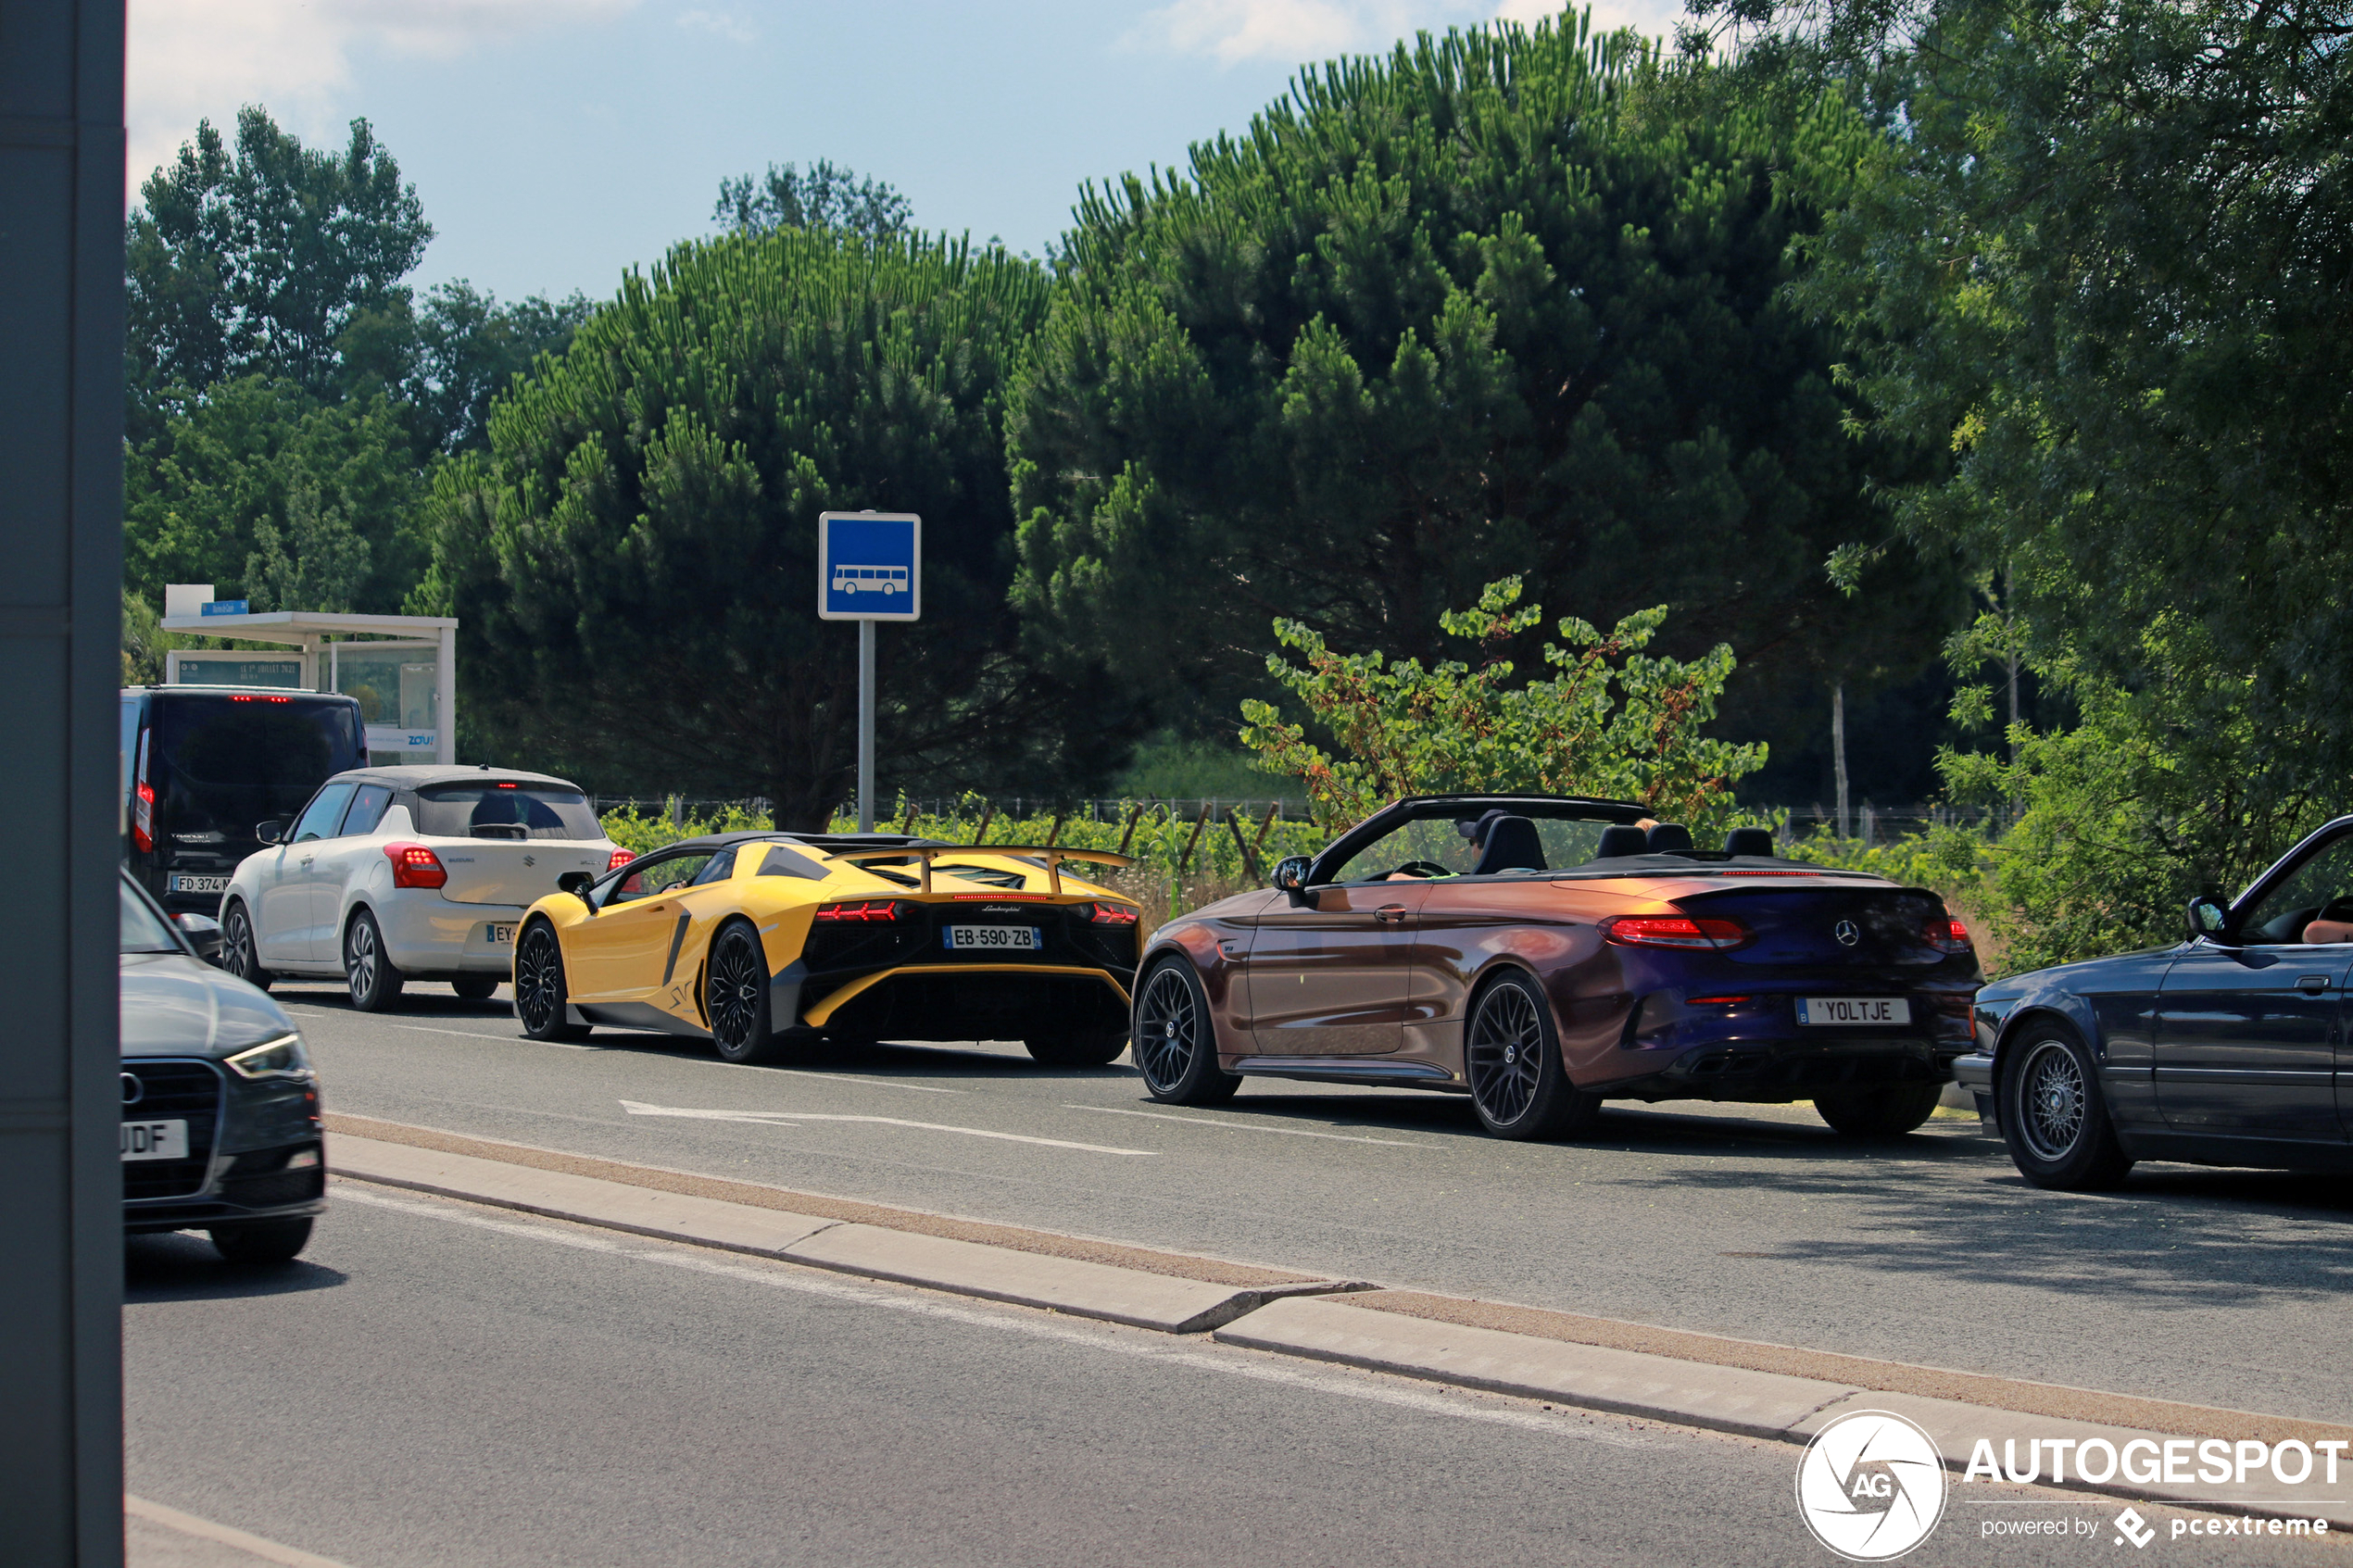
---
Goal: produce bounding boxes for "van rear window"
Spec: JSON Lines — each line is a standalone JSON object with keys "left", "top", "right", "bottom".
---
{"left": 416, "top": 783, "right": 601, "bottom": 841}
{"left": 148, "top": 694, "right": 366, "bottom": 839}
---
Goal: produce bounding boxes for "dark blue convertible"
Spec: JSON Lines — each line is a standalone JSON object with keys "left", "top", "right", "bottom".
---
{"left": 1957, "top": 817, "right": 2353, "bottom": 1187}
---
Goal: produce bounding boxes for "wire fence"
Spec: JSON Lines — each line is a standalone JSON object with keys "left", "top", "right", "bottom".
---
{"left": 591, "top": 793, "right": 2015, "bottom": 859}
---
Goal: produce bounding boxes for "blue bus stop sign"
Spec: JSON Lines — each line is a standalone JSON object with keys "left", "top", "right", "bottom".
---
{"left": 818, "top": 511, "right": 922, "bottom": 621}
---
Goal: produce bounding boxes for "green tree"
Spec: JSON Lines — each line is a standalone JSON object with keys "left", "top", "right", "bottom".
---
{"left": 713, "top": 160, "right": 912, "bottom": 237}
{"left": 1240, "top": 576, "right": 1766, "bottom": 832}
{"left": 122, "top": 375, "right": 426, "bottom": 612}
{"left": 1706, "top": 0, "right": 2353, "bottom": 865}
{"left": 1935, "top": 616, "right": 2333, "bottom": 970}
{"left": 413, "top": 227, "right": 1125, "bottom": 825}
{"left": 337, "top": 281, "right": 598, "bottom": 454}
{"left": 1010, "top": 17, "right": 1957, "bottom": 770}
{"left": 126, "top": 107, "right": 431, "bottom": 421}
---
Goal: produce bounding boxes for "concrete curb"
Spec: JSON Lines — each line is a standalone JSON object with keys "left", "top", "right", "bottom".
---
{"left": 1214, "top": 1298, "right": 2353, "bottom": 1529}
{"left": 330, "top": 1129, "right": 2353, "bottom": 1529}
{"left": 333, "top": 1135, "right": 1350, "bottom": 1335}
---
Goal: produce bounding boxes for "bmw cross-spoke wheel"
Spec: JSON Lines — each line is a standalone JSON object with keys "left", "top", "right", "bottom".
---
{"left": 1134, "top": 958, "right": 1240, "bottom": 1106}
{"left": 514, "top": 923, "right": 587, "bottom": 1041}
{"left": 343, "top": 909, "right": 405, "bottom": 1011}
{"left": 2001, "top": 1026, "right": 2133, "bottom": 1190}
{"left": 1465, "top": 969, "right": 1596, "bottom": 1140}
{"left": 708, "top": 922, "right": 789, "bottom": 1064}
{"left": 221, "top": 900, "right": 271, "bottom": 991}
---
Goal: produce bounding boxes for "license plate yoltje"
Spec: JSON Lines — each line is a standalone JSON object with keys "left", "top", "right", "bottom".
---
{"left": 1797, "top": 997, "right": 1913, "bottom": 1026}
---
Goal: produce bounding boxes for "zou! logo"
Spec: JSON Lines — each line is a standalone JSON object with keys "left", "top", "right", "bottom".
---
{"left": 1796, "top": 1411, "right": 1948, "bottom": 1561}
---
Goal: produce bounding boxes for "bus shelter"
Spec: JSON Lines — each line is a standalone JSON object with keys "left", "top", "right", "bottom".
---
{"left": 158, "top": 599, "right": 459, "bottom": 765}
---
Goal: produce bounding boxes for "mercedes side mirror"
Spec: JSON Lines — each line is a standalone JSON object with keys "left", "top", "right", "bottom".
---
{"left": 173, "top": 911, "right": 221, "bottom": 964}
{"left": 2187, "top": 894, "right": 2229, "bottom": 943}
{"left": 255, "top": 820, "right": 284, "bottom": 847}
{"left": 557, "top": 871, "right": 594, "bottom": 897}
{"left": 1272, "top": 856, "right": 1312, "bottom": 904}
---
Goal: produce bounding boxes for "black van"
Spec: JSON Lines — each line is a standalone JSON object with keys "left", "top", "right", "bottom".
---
{"left": 122, "top": 686, "right": 368, "bottom": 915}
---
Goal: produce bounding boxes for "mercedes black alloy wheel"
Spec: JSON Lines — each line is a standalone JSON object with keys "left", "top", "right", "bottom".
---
{"left": 1134, "top": 959, "right": 1239, "bottom": 1106}
{"left": 1465, "top": 969, "right": 1596, "bottom": 1140}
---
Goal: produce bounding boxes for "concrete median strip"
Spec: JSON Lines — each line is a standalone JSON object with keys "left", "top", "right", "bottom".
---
{"left": 332, "top": 1134, "right": 1337, "bottom": 1333}
{"left": 327, "top": 1117, "right": 2353, "bottom": 1529}
{"left": 1213, "top": 1294, "right": 1853, "bottom": 1439}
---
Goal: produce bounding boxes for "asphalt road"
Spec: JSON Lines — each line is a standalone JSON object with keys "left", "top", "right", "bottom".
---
{"left": 128, "top": 1179, "right": 2323, "bottom": 1568}
{"left": 272, "top": 980, "right": 2353, "bottom": 1425}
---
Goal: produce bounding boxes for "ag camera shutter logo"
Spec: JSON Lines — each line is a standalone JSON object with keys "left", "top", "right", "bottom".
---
{"left": 1795, "top": 1409, "right": 1947, "bottom": 1561}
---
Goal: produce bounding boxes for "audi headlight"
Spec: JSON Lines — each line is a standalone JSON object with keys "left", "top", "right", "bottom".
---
{"left": 225, "top": 1033, "right": 313, "bottom": 1082}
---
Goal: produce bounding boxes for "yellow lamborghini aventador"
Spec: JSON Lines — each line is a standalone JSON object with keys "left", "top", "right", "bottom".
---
{"left": 510, "top": 831, "right": 1142, "bottom": 1066}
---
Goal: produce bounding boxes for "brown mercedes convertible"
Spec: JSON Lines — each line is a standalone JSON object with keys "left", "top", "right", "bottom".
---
{"left": 1133, "top": 795, "right": 1982, "bottom": 1140}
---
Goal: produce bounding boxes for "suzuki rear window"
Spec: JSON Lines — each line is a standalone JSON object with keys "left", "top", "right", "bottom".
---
{"left": 416, "top": 783, "right": 601, "bottom": 841}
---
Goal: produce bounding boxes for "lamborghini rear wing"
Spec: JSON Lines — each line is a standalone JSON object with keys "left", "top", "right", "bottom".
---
{"left": 836, "top": 843, "right": 1135, "bottom": 896}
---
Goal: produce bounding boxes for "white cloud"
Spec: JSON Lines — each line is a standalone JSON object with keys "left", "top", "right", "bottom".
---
{"left": 1495, "top": 0, "right": 1686, "bottom": 40}
{"left": 125, "top": 0, "right": 637, "bottom": 197}
{"left": 1128, "top": 0, "right": 1682, "bottom": 67}
{"left": 1129, "top": 0, "right": 1485, "bottom": 67}
{"left": 677, "top": 8, "right": 757, "bottom": 44}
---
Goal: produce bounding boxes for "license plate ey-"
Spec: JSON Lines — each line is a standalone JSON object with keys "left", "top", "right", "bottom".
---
{"left": 486, "top": 922, "right": 516, "bottom": 946}
{"left": 943, "top": 925, "right": 1042, "bottom": 952}
{"left": 1796, "top": 996, "right": 1912, "bottom": 1026}
{"left": 168, "top": 874, "right": 229, "bottom": 896}
{"left": 121, "top": 1119, "right": 188, "bottom": 1161}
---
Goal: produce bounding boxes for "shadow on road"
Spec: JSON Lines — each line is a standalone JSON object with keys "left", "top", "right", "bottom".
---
{"left": 125, "top": 1231, "right": 347, "bottom": 1300}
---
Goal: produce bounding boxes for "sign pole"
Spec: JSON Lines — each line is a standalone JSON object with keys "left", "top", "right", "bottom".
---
{"left": 818, "top": 509, "right": 920, "bottom": 837}
{"left": 858, "top": 618, "right": 875, "bottom": 832}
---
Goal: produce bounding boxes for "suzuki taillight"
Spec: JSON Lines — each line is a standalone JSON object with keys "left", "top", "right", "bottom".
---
{"left": 607, "top": 847, "right": 635, "bottom": 872}
{"left": 1924, "top": 916, "right": 1972, "bottom": 953}
{"left": 132, "top": 780, "right": 155, "bottom": 854}
{"left": 1600, "top": 914, "right": 1750, "bottom": 950}
{"left": 384, "top": 842, "right": 448, "bottom": 889}
{"left": 814, "top": 899, "right": 907, "bottom": 922}
{"left": 1083, "top": 902, "right": 1139, "bottom": 926}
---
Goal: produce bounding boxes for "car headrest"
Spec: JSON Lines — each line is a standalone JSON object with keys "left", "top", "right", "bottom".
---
{"left": 1471, "top": 815, "right": 1547, "bottom": 875}
{"left": 1645, "top": 822, "right": 1693, "bottom": 854}
{"left": 1723, "top": 827, "right": 1775, "bottom": 857}
{"left": 1595, "top": 825, "right": 1648, "bottom": 859}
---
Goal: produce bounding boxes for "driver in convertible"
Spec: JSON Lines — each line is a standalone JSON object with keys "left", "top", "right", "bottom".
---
{"left": 2306, "top": 910, "right": 2353, "bottom": 944}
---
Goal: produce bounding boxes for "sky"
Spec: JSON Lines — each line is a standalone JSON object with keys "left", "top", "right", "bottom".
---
{"left": 125, "top": 0, "right": 1684, "bottom": 307}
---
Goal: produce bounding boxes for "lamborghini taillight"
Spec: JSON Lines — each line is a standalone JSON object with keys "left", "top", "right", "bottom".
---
{"left": 1082, "top": 903, "right": 1139, "bottom": 926}
{"left": 815, "top": 899, "right": 908, "bottom": 922}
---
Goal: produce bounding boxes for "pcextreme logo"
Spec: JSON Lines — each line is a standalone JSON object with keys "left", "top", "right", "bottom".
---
{"left": 1796, "top": 1410, "right": 1948, "bottom": 1561}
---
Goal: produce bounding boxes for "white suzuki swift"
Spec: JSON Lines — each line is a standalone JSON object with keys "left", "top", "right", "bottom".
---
{"left": 217, "top": 766, "right": 627, "bottom": 1010}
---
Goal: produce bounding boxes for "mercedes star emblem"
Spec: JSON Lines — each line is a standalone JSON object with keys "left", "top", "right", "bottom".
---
{"left": 1832, "top": 919, "right": 1861, "bottom": 947}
